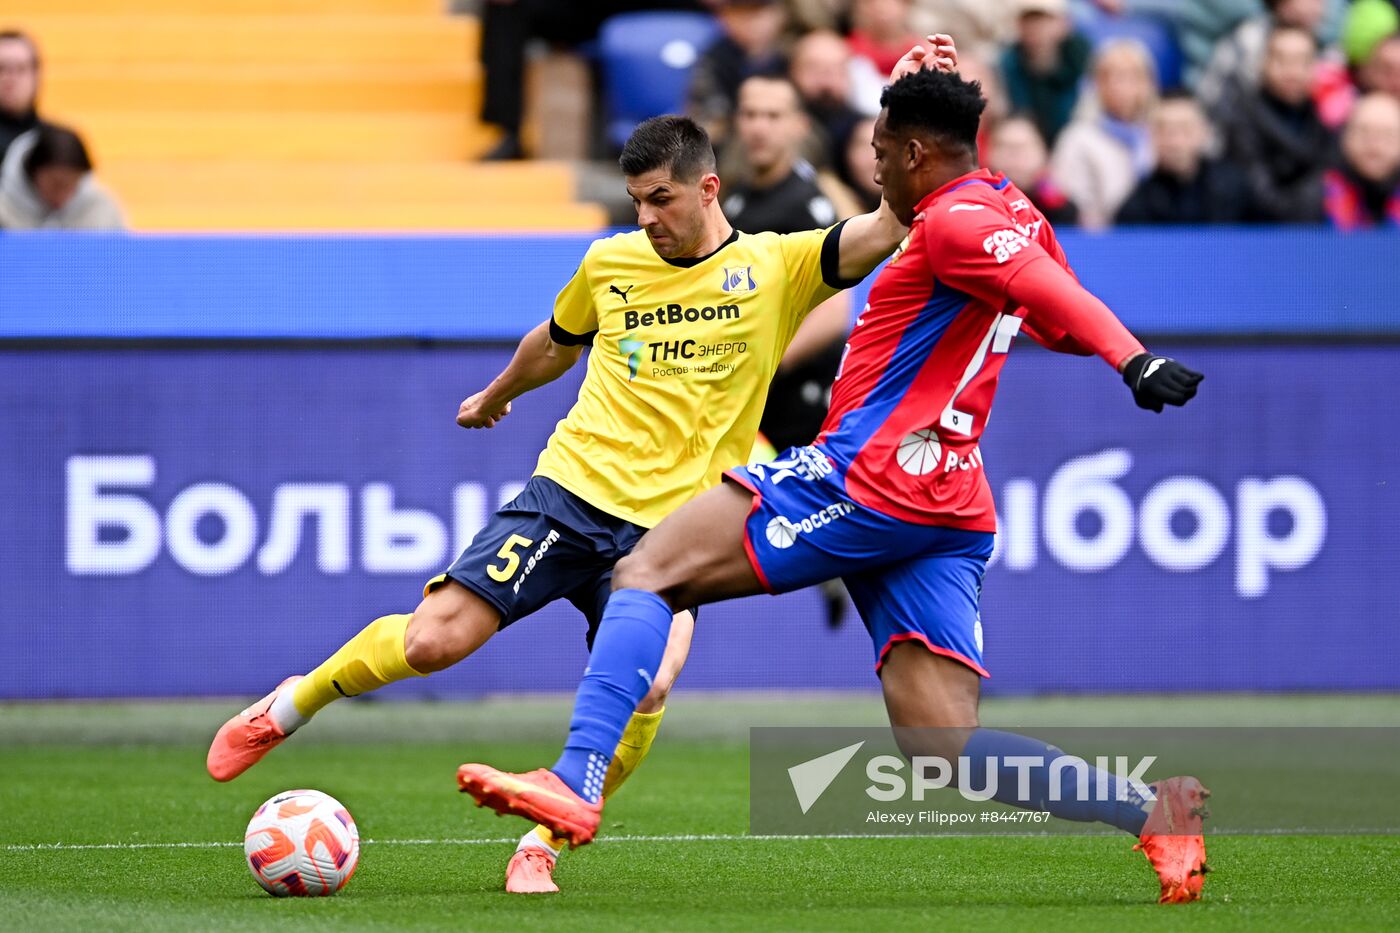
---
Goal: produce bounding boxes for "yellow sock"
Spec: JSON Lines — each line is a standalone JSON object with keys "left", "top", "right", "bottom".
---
{"left": 603, "top": 706, "right": 665, "bottom": 796}
{"left": 291, "top": 614, "right": 425, "bottom": 717}
{"left": 533, "top": 707, "right": 666, "bottom": 851}
{"left": 531, "top": 823, "right": 566, "bottom": 854}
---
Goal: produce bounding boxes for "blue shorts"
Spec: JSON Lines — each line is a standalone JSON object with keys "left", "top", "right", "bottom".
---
{"left": 427, "top": 476, "right": 648, "bottom": 650}
{"left": 724, "top": 446, "right": 995, "bottom": 677}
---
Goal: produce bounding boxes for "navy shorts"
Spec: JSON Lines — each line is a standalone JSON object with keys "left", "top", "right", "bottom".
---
{"left": 427, "top": 476, "right": 651, "bottom": 649}
{"left": 724, "top": 446, "right": 995, "bottom": 677}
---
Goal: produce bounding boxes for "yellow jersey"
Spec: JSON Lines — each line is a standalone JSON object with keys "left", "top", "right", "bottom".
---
{"left": 534, "top": 224, "right": 848, "bottom": 527}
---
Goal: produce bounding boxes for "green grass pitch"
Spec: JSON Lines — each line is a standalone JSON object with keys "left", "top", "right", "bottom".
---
{"left": 2, "top": 695, "right": 1398, "bottom": 932}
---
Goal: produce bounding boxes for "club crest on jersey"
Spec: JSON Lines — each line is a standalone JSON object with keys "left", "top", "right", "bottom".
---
{"left": 721, "top": 266, "right": 756, "bottom": 293}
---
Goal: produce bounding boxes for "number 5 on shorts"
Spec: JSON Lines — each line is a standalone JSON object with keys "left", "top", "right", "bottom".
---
{"left": 486, "top": 534, "right": 534, "bottom": 582}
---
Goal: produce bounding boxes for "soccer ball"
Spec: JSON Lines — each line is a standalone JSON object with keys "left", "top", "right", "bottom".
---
{"left": 244, "top": 789, "right": 360, "bottom": 897}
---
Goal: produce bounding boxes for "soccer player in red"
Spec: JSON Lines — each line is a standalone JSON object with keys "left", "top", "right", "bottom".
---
{"left": 458, "top": 66, "right": 1209, "bottom": 903}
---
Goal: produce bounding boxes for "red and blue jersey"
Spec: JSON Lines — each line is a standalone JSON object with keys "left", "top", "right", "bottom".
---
{"left": 815, "top": 168, "right": 1143, "bottom": 531}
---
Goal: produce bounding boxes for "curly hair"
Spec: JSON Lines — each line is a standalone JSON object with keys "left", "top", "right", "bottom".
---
{"left": 879, "top": 68, "right": 986, "bottom": 156}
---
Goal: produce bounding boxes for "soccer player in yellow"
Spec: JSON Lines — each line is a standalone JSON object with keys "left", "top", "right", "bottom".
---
{"left": 206, "top": 35, "right": 958, "bottom": 895}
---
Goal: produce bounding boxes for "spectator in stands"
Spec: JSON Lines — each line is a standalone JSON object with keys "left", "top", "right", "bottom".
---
{"left": 1221, "top": 25, "right": 1332, "bottom": 223}
{"left": 0, "top": 124, "right": 124, "bottom": 230}
{"left": 0, "top": 30, "right": 43, "bottom": 160}
{"left": 1324, "top": 92, "right": 1400, "bottom": 228}
{"left": 1114, "top": 0, "right": 1341, "bottom": 91}
{"left": 1359, "top": 32, "right": 1400, "bottom": 99}
{"left": 722, "top": 75, "right": 844, "bottom": 233}
{"left": 477, "top": 2, "right": 598, "bottom": 160}
{"left": 786, "top": 0, "right": 842, "bottom": 33}
{"left": 957, "top": 48, "right": 1009, "bottom": 162}
{"left": 1342, "top": 0, "right": 1399, "bottom": 69}
{"left": 1000, "top": 0, "right": 1091, "bottom": 147}
{"left": 722, "top": 74, "right": 853, "bottom": 445}
{"left": 1051, "top": 38, "right": 1158, "bottom": 228}
{"left": 1162, "top": 0, "right": 1264, "bottom": 91}
{"left": 788, "top": 29, "right": 866, "bottom": 169}
{"left": 1197, "top": 0, "right": 1342, "bottom": 118}
{"left": 477, "top": 1, "right": 699, "bottom": 159}
{"left": 687, "top": 0, "right": 789, "bottom": 145}
{"left": 989, "top": 113, "right": 1079, "bottom": 225}
{"left": 841, "top": 116, "right": 883, "bottom": 210}
{"left": 847, "top": 0, "right": 921, "bottom": 80}
{"left": 908, "top": 0, "right": 1017, "bottom": 61}
{"left": 1116, "top": 91, "right": 1257, "bottom": 224}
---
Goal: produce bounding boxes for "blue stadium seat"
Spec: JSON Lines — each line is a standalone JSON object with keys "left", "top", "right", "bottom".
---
{"left": 598, "top": 11, "right": 723, "bottom": 149}
{"left": 1073, "top": 9, "right": 1184, "bottom": 90}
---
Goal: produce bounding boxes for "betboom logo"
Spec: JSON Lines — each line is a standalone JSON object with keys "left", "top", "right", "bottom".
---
{"left": 623, "top": 302, "right": 740, "bottom": 330}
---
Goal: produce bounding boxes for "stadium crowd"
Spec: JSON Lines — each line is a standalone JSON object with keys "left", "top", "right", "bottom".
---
{"left": 479, "top": 0, "right": 1400, "bottom": 230}
{"left": 4, "top": 2, "right": 1400, "bottom": 231}
{"left": 0, "top": 30, "right": 123, "bottom": 231}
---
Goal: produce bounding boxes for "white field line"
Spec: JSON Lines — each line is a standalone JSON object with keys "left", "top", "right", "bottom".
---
{"left": 4, "top": 828, "right": 1393, "bottom": 853}
{"left": 2, "top": 834, "right": 926, "bottom": 852}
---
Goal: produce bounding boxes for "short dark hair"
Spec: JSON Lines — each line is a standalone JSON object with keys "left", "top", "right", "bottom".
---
{"left": 619, "top": 116, "right": 716, "bottom": 181}
{"left": 879, "top": 68, "right": 987, "bottom": 156}
{"left": 0, "top": 29, "right": 40, "bottom": 68}
{"left": 23, "top": 124, "right": 93, "bottom": 179}
{"left": 737, "top": 73, "right": 802, "bottom": 109}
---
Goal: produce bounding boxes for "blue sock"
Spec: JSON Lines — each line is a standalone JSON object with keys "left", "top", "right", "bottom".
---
{"left": 552, "top": 589, "right": 672, "bottom": 803}
{"left": 959, "top": 729, "right": 1150, "bottom": 835}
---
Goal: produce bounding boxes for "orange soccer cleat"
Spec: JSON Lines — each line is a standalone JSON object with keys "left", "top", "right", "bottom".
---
{"left": 505, "top": 847, "right": 560, "bottom": 894}
{"left": 205, "top": 676, "right": 302, "bottom": 782}
{"left": 457, "top": 764, "right": 603, "bottom": 848}
{"left": 1135, "top": 775, "right": 1211, "bottom": 904}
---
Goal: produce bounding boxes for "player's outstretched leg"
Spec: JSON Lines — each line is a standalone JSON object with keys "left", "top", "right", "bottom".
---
{"left": 879, "top": 641, "right": 1209, "bottom": 903}
{"left": 460, "top": 482, "right": 759, "bottom": 845}
{"left": 506, "top": 611, "right": 693, "bottom": 893}
{"left": 207, "top": 580, "right": 499, "bottom": 781}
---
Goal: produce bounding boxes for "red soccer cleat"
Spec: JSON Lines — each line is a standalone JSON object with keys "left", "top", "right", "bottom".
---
{"left": 1135, "top": 775, "right": 1211, "bottom": 903}
{"left": 206, "top": 676, "right": 301, "bottom": 782}
{"left": 457, "top": 765, "right": 602, "bottom": 848}
{"left": 505, "top": 847, "right": 560, "bottom": 894}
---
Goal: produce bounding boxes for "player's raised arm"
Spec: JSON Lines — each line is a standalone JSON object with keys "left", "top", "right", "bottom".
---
{"left": 830, "top": 197, "right": 908, "bottom": 283}
{"left": 456, "top": 320, "right": 586, "bottom": 429}
{"left": 1002, "top": 257, "right": 1203, "bottom": 412}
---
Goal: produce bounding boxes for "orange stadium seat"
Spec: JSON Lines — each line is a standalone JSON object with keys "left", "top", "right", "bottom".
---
{"left": 13, "top": 0, "right": 603, "bottom": 232}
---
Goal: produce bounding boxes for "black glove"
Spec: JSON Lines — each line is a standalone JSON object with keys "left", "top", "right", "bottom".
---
{"left": 1122, "top": 354, "right": 1203, "bottom": 413}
